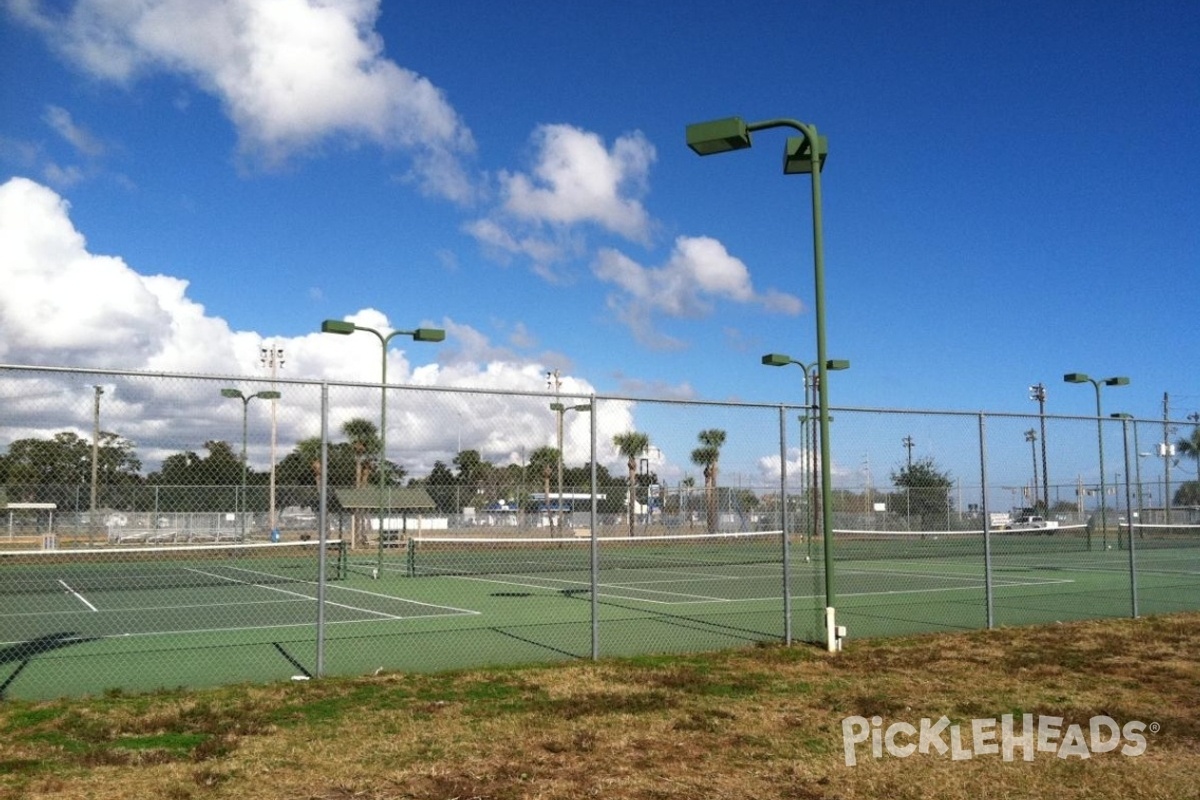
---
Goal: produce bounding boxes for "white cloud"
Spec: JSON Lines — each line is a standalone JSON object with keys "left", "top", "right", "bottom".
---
{"left": 465, "top": 124, "right": 657, "bottom": 278}
{"left": 498, "top": 124, "right": 656, "bottom": 242}
{"left": 0, "top": 176, "right": 177, "bottom": 367}
{"left": 0, "top": 176, "right": 643, "bottom": 474}
{"left": 14, "top": 0, "right": 476, "bottom": 201}
{"left": 591, "top": 235, "right": 803, "bottom": 346}
{"left": 43, "top": 104, "right": 106, "bottom": 157}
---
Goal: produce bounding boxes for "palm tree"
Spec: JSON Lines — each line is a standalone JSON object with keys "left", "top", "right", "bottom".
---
{"left": 341, "top": 418, "right": 380, "bottom": 547}
{"left": 528, "top": 446, "right": 560, "bottom": 530}
{"left": 1175, "top": 427, "right": 1200, "bottom": 506}
{"left": 613, "top": 431, "right": 650, "bottom": 537}
{"left": 690, "top": 429, "right": 726, "bottom": 534}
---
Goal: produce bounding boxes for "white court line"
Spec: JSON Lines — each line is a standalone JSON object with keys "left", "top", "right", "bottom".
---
{"left": 184, "top": 567, "right": 407, "bottom": 620}
{"left": 0, "top": 613, "right": 467, "bottom": 648}
{"left": 453, "top": 573, "right": 739, "bottom": 604}
{"left": 186, "top": 564, "right": 480, "bottom": 617}
{"left": 57, "top": 580, "right": 98, "bottom": 612}
{"left": 447, "top": 570, "right": 1076, "bottom": 606}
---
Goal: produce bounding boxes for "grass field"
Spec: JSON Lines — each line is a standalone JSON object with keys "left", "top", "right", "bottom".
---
{"left": 0, "top": 611, "right": 1197, "bottom": 799}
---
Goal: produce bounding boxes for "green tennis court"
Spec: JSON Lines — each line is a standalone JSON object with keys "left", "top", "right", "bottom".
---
{"left": 3, "top": 528, "right": 1199, "bottom": 699}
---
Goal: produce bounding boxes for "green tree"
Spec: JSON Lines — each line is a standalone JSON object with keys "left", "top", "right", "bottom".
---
{"left": 3, "top": 431, "right": 142, "bottom": 507}
{"left": 1176, "top": 427, "right": 1200, "bottom": 508}
{"left": 419, "top": 460, "right": 459, "bottom": 514}
{"left": 690, "top": 429, "right": 726, "bottom": 534}
{"left": 890, "top": 456, "right": 954, "bottom": 530}
{"left": 613, "top": 431, "right": 649, "bottom": 537}
{"left": 342, "top": 418, "right": 381, "bottom": 491}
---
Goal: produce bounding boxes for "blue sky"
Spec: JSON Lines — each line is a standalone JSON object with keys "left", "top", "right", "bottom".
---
{"left": 1, "top": 1, "right": 1198, "bottom": 492}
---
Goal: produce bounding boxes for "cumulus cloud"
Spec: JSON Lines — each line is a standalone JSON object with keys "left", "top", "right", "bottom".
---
{"left": 499, "top": 125, "right": 655, "bottom": 242}
{"left": 466, "top": 124, "right": 656, "bottom": 277}
{"left": 591, "top": 235, "right": 803, "bottom": 347}
{"left": 11, "top": 0, "right": 476, "bottom": 201}
{"left": 0, "top": 176, "right": 643, "bottom": 474}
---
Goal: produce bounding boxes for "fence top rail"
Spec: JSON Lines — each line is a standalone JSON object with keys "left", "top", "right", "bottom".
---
{"left": 2, "top": 363, "right": 1194, "bottom": 424}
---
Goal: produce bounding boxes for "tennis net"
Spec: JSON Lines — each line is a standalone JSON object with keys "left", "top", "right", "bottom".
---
{"left": 830, "top": 525, "right": 1092, "bottom": 561}
{"left": 1122, "top": 523, "right": 1200, "bottom": 550}
{"left": 0, "top": 539, "right": 346, "bottom": 595}
{"left": 403, "top": 530, "right": 785, "bottom": 577}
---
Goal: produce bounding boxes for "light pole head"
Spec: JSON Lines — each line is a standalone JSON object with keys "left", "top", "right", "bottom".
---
{"left": 826, "top": 359, "right": 850, "bottom": 371}
{"left": 1110, "top": 413, "right": 1133, "bottom": 420}
{"left": 783, "top": 135, "right": 828, "bottom": 174}
{"left": 321, "top": 320, "right": 356, "bottom": 335}
{"left": 410, "top": 328, "right": 445, "bottom": 342}
{"left": 1103, "top": 376, "right": 1130, "bottom": 387}
{"left": 1063, "top": 373, "right": 1090, "bottom": 384}
{"left": 549, "top": 402, "right": 565, "bottom": 412}
{"left": 686, "top": 117, "right": 752, "bottom": 155}
{"left": 256, "top": 391, "right": 282, "bottom": 401}
{"left": 220, "top": 388, "right": 243, "bottom": 399}
{"left": 761, "top": 353, "right": 793, "bottom": 367}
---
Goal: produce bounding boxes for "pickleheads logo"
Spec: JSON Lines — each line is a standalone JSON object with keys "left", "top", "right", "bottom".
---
{"left": 841, "top": 714, "right": 1153, "bottom": 766}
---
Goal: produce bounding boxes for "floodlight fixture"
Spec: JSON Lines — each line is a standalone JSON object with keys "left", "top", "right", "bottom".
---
{"left": 319, "top": 317, "right": 445, "bottom": 572}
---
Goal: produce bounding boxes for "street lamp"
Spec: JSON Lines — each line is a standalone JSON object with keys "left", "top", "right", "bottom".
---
{"left": 221, "top": 388, "right": 282, "bottom": 540}
{"left": 761, "top": 354, "right": 849, "bottom": 557}
{"left": 689, "top": 114, "right": 840, "bottom": 649}
{"left": 1064, "top": 372, "right": 1129, "bottom": 548}
{"left": 321, "top": 319, "right": 444, "bottom": 571}
{"left": 550, "top": 400, "right": 592, "bottom": 535}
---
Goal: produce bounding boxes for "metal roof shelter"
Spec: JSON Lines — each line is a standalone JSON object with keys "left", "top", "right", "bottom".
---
{"left": 334, "top": 486, "right": 436, "bottom": 511}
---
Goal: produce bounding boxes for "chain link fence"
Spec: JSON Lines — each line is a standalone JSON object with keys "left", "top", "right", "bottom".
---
{"left": 2, "top": 364, "right": 1198, "bottom": 699}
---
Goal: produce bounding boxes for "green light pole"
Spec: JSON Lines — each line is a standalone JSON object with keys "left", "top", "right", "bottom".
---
{"left": 1064, "top": 373, "right": 1129, "bottom": 549}
{"left": 761, "top": 354, "right": 849, "bottom": 561}
{"left": 689, "top": 114, "right": 840, "bottom": 649}
{"left": 220, "top": 388, "right": 282, "bottom": 540}
{"left": 321, "top": 320, "right": 445, "bottom": 573}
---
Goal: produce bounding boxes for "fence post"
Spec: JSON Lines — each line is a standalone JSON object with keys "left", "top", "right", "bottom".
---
{"left": 978, "top": 412, "right": 994, "bottom": 629}
{"left": 316, "top": 382, "right": 330, "bottom": 677}
{"left": 1116, "top": 415, "right": 1139, "bottom": 618}
{"left": 779, "top": 405, "right": 792, "bottom": 645}
{"left": 590, "top": 394, "right": 600, "bottom": 660}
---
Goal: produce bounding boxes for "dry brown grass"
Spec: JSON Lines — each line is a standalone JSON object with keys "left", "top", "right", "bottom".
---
{"left": 2, "top": 613, "right": 1199, "bottom": 799}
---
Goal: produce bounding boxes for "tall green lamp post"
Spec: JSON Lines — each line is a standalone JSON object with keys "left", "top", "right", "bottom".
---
{"left": 321, "top": 320, "right": 445, "bottom": 573}
{"left": 220, "top": 388, "right": 282, "bottom": 540}
{"left": 688, "top": 115, "right": 841, "bottom": 649}
{"left": 1064, "top": 373, "right": 1129, "bottom": 549}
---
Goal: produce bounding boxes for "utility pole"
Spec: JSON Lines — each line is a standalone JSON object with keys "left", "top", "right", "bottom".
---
{"left": 1025, "top": 429, "right": 1039, "bottom": 508}
{"left": 90, "top": 385, "right": 104, "bottom": 532}
{"left": 261, "top": 345, "right": 285, "bottom": 536}
{"left": 1030, "top": 383, "right": 1049, "bottom": 512}
{"left": 902, "top": 436, "right": 914, "bottom": 527}
{"left": 1163, "top": 392, "right": 1172, "bottom": 523}
{"left": 547, "top": 369, "right": 563, "bottom": 535}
